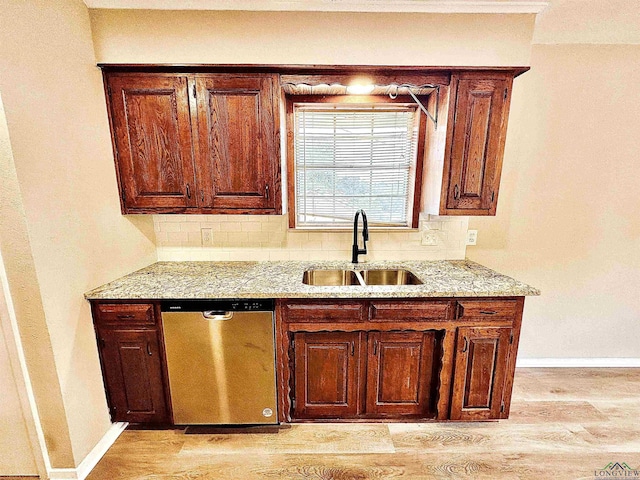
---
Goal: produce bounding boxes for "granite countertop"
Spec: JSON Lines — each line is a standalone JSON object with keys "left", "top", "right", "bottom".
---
{"left": 84, "top": 260, "right": 540, "bottom": 300}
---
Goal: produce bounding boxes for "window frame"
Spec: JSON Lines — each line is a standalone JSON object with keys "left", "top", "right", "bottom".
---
{"left": 285, "top": 94, "right": 428, "bottom": 230}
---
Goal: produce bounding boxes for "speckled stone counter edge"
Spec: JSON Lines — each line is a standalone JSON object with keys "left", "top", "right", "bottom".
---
{"left": 84, "top": 260, "right": 541, "bottom": 300}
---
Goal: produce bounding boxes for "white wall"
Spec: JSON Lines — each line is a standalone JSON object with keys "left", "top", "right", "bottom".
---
{"left": 90, "top": 10, "right": 534, "bottom": 66}
{"left": 468, "top": 2, "right": 640, "bottom": 359}
{"left": 533, "top": 0, "right": 640, "bottom": 44}
{"left": 0, "top": 249, "right": 39, "bottom": 476}
{"left": 0, "top": 84, "right": 75, "bottom": 470}
{"left": 0, "top": 0, "right": 157, "bottom": 469}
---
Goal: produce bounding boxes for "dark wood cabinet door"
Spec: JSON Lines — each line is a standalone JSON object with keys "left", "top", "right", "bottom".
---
{"left": 450, "top": 326, "right": 511, "bottom": 420}
{"left": 194, "top": 74, "right": 280, "bottom": 212}
{"left": 106, "top": 74, "right": 197, "bottom": 212}
{"left": 293, "top": 332, "right": 361, "bottom": 419}
{"left": 98, "top": 329, "right": 169, "bottom": 424}
{"left": 365, "top": 331, "right": 438, "bottom": 417}
{"left": 444, "top": 74, "right": 512, "bottom": 215}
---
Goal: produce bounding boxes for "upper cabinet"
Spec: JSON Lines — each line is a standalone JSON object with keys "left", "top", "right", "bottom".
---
{"left": 104, "top": 71, "right": 281, "bottom": 214}
{"left": 194, "top": 75, "right": 279, "bottom": 211}
{"left": 439, "top": 72, "right": 514, "bottom": 215}
{"left": 107, "top": 74, "right": 197, "bottom": 210}
{"left": 102, "top": 66, "right": 525, "bottom": 216}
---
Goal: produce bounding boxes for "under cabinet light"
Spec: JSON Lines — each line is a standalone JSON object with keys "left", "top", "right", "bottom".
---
{"left": 346, "top": 83, "right": 375, "bottom": 95}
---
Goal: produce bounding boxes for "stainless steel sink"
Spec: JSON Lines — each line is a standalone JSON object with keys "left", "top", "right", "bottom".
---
{"left": 359, "top": 269, "right": 423, "bottom": 285}
{"left": 302, "top": 268, "right": 422, "bottom": 286}
{"left": 302, "top": 269, "right": 363, "bottom": 286}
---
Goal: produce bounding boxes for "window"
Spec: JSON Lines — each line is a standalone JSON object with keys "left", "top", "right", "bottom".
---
{"left": 287, "top": 96, "right": 426, "bottom": 229}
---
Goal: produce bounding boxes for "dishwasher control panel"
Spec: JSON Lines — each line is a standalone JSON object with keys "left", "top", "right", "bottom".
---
{"left": 161, "top": 299, "right": 275, "bottom": 312}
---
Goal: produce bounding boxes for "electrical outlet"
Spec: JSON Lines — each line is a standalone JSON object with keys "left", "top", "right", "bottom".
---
{"left": 201, "top": 228, "right": 213, "bottom": 246}
{"left": 421, "top": 231, "right": 439, "bottom": 246}
{"left": 466, "top": 230, "right": 478, "bottom": 246}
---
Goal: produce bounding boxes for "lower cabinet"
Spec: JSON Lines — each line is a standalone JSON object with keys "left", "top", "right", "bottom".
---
{"left": 291, "top": 330, "right": 440, "bottom": 420}
{"left": 92, "top": 300, "right": 171, "bottom": 426}
{"left": 293, "top": 332, "right": 362, "bottom": 419}
{"left": 450, "top": 326, "right": 512, "bottom": 420}
{"left": 365, "top": 331, "right": 438, "bottom": 417}
{"left": 281, "top": 298, "right": 523, "bottom": 422}
{"left": 89, "top": 297, "right": 524, "bottom": 425}
{"left": 98, "top": 328, "right": 169, "bottom": 423}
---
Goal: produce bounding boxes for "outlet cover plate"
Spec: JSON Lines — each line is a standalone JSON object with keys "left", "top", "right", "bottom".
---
{"left": 422, "top": 231, "right": 439, "bottom": 246}
{"left": 201, "top": 228, "right": 213, "bottom": 246}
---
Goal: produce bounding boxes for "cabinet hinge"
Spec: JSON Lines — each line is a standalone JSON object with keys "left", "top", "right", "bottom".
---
{"left": 107, "top": 85, "right": 112, "bottom": 97}
{"left": 100, "top": 338, "right": 106, "bottom": 348}
{"left": 504, "top": 88, "right": 508, "bottom": 100}
{"left": 121, "top": 188, "right": 126, "bottom": 203}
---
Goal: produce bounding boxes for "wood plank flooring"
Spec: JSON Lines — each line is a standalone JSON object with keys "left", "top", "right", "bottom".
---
{"left": 87, "top": 368, "right": 640, "bottom": 480}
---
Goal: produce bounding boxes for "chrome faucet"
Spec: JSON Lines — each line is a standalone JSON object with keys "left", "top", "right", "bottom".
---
{"left": 352, "top": 209, "right": 369, "bottom": 264}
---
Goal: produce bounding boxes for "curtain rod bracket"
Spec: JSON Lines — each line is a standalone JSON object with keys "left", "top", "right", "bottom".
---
{"left": 402, "top": 85, "right": 439, "bottom": 128}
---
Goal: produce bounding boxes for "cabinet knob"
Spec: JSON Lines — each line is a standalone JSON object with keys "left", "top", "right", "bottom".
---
{"left": 373, "top": 339, "right": 378, "bottom": 356}
{"left": 146, "top": 342, "right": 152, "bottom": 356}
{"left": 186, "top": 183, "right": 191, "bottom": 199}
{"left": 454, "top": 184, "right": 460, "bottom": 200}
{"left": 350, "top": 340, "right": 355, "bottom": 356}
{"left": 462, "top": 337, "right": 468, "bottom": 353}
{"left": 264, "top": 184, "right": 270, "bottom": 200}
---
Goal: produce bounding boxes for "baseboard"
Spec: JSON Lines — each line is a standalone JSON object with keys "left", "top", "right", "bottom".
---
{"left": 46, "top": 468, "right": 78, "bottom": 480}
{"left": 47, "top": 422, "right": 127, "bottom": 480}
{"left": 516, "top": 358, "right": 640, "bottom": 368}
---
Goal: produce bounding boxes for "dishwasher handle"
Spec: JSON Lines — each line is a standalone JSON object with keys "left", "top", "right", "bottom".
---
{"left": 202, "top": 311, "right": 234, "bottom": 321}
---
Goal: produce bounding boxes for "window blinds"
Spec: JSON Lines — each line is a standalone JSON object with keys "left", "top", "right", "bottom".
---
{"left": 294, "top": 105, "right": 419, "bottom": 227}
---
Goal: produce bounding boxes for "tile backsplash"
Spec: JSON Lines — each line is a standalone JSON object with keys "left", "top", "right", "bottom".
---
{"left": 154, "top": 214, "right": 468, "bottom": 261}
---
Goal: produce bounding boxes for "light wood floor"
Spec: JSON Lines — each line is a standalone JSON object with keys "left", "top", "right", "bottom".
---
{"left": 88, "top": 368, "right": 640, "bottom": 480}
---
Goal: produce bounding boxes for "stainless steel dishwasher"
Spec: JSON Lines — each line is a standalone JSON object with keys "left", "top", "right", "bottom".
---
{"left": 161, "top": 299, "right": 277, "bottom": 425}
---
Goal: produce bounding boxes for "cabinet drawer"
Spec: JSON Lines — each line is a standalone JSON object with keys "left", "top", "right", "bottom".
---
{"left": 283, "top": 301, "right": 365, "bottom": 323}
{"left": 455, "top": 300, "right": 517, "bottom": 319}
{"left": 95, "top": 303, "right": 155, "bottom": 326}
{"left": 369, "top": 301, "right": 452, "bottom": 322}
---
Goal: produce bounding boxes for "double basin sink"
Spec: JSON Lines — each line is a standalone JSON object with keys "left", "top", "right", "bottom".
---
{"left": 302, "top": 269, "right": 422, "bottom": 286}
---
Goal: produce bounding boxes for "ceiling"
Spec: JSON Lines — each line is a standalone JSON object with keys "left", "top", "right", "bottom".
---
{"left": 82, "top": 0, "right": 548, "bottom": 14}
